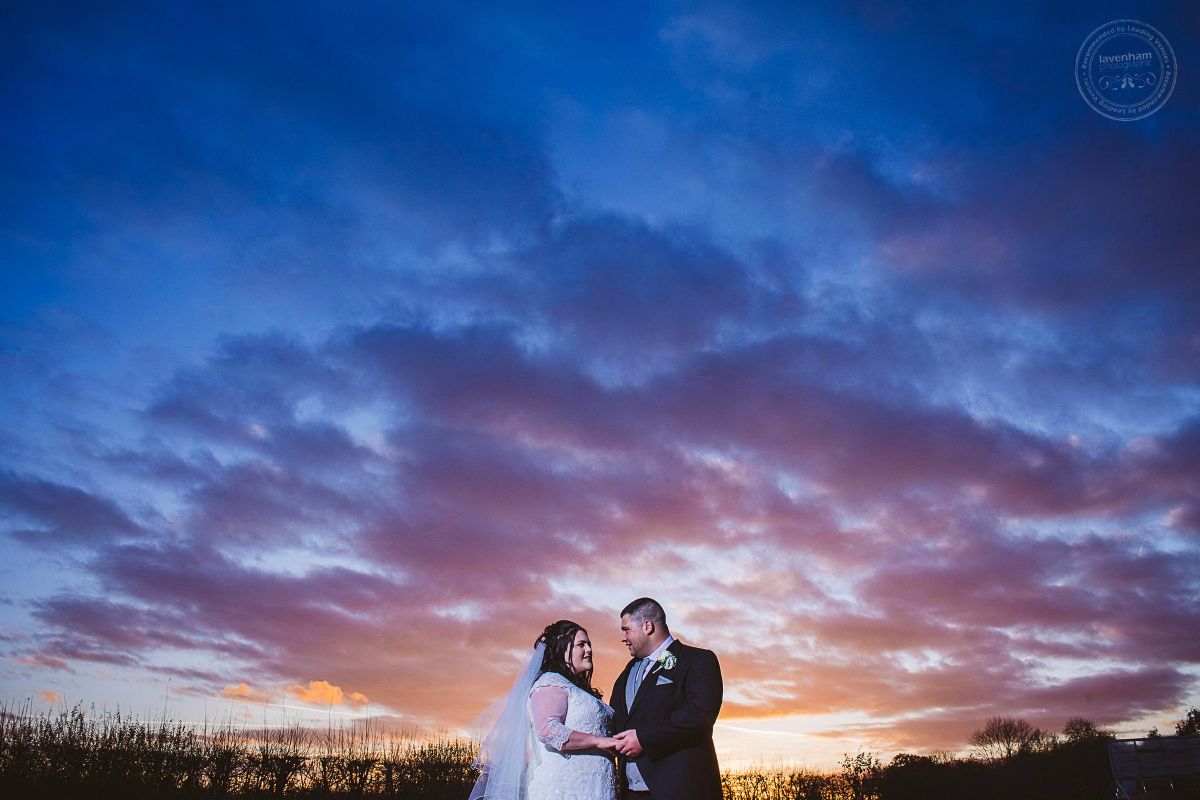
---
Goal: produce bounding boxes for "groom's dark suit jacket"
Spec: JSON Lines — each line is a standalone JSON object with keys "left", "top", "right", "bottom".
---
{"left": 610, "top": 639, "right": 723, "bottom": 800}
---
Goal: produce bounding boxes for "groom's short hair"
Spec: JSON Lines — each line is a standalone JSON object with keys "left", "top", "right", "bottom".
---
{"left": 622, "top": 597, "right": 668, "bottom": 630}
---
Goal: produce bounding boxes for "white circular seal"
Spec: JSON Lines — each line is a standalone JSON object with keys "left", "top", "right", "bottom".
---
{"left": 1076, "top": 19, "right": 1176, "bottom": 121}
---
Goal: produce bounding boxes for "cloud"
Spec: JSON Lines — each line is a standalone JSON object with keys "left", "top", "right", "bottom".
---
{"left": 220, "top": 682, "right": 271, "bottom": 704}
{"left": 481, "top": 213, "right": 799, "bottom": 367}
{"left": 0, "top": 471, "right": 144, "bottom": 547}
{"left": 286, "top": 680, "right": 369, "bottom": 709}
{"left": 818, "top": 128, "right": 1200, "bottom": 387}
{"left": 14, "top": 655, "right": 74, "bottom": 672}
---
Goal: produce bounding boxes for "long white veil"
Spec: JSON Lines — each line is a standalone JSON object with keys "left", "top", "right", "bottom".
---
{"left": 467, "top": 641, "right": 545, "bottom": 800}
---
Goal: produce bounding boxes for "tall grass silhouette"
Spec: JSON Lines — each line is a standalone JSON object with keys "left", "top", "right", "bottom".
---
{"left": 2, "top": 700, "right": 1127, "bottom": 799}
{"left": 0, "top": 699, "right": 476, "bottom": 798}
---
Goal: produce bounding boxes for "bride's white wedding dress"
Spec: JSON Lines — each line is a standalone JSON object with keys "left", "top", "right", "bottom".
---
{"left": 526, "top": 672, "right": 617, "bottom": 800}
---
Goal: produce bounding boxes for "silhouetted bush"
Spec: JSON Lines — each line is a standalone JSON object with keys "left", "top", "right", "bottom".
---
{"left": 880, "top": 726, "right": 1116, "bottom": 800}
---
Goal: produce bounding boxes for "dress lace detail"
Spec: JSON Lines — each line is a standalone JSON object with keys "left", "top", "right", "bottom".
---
{"left": 531, "top": 672, "right": 576, "bottom": 691}
{"left": 525, "top": 672, "right": 616, "bottom": 800}
{"left": 530, "top": 684, "right": 572, "bottom": 751}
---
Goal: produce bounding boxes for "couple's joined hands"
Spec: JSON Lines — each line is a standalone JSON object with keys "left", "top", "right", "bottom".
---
{"left": 597, "top": 729, "right": 643, "bottom": 757}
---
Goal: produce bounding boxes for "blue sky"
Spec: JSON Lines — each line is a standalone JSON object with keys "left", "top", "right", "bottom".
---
{"left": 2, "top": 0, "right": 1198, "bottom": 766}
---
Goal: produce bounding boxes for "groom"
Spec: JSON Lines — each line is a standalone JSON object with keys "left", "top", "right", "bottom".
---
{"left": 611, "top": 597, "right": 723, "bottom": 800}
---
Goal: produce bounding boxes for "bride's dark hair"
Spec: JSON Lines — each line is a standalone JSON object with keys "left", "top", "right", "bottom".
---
{"left": 535, "top": 620, "right": 603, "bottom": 699}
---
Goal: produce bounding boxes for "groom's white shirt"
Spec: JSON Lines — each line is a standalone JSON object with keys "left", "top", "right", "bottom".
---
{"left": 626, "top": 635, "right": 674, "bottom": 791}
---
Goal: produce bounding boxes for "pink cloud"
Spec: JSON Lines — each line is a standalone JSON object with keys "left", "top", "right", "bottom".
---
{"left": 14, "top": 655, "right": 75, "bottom": 672}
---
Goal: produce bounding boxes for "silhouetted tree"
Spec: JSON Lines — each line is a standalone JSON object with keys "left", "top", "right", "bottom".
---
{"left": 1146, "top": 726, "right": 1160, "bottom": 738}
{"left": 1176, "top": 707, "right": 1200, "bottom": 737}
{"left": 968, "top": 716, "right": 1047, "bottom": 760}
{"left": 888, "top": 753, "right": 936, "bottom": 769}
{"left": 1062, "top": 717, "right": 1114, "bottom": 744}
{"left": 880, "top": 754, "right": 941, "bottom": 800}
{"left": 839, "top": 751, "right": 882, "bottom": 800}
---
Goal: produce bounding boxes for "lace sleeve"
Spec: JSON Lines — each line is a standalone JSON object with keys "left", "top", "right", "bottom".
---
{"left": 529, "top": 685, "right": 572, "bottom": 751}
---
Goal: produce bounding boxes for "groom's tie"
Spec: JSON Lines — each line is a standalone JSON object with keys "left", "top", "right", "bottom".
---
{"left": 625, "top": 657, "right": 651, "bottom": 709}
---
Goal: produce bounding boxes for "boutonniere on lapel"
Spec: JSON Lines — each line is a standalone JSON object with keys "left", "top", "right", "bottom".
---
{"left": 654, "top": 651, "right": 677, "bottom": 672}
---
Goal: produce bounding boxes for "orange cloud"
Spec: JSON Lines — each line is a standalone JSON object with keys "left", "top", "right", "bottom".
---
{"left": 285, "top": 679, "right": 369, "bottom": 708}
{"left": 220, "top": 682, "right": 271, "bottom": 703}
{"left": 36, "top": 690, "right": 62, "bottom": 705}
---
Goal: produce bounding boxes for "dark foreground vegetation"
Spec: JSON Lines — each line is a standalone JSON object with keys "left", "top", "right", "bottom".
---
{"left": 2, "top": 701, "right": 1197, "bottom": 799}
{"left": 0, "top": 701, "right": 475, "bottom": 800}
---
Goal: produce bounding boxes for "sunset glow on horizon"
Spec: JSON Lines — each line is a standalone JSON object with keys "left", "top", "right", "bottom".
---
{"left": 1, "top": 0, "right": 1198, "bottom": 771}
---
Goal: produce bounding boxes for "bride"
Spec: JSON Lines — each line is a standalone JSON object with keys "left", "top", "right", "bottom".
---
{"left": 469, "top": 620, "right": 618, "bottom": 800}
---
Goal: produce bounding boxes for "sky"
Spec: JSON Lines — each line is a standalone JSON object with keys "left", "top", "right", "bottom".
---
{"left": 1, "top": 0, "right": 1198, "bottom": 770}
